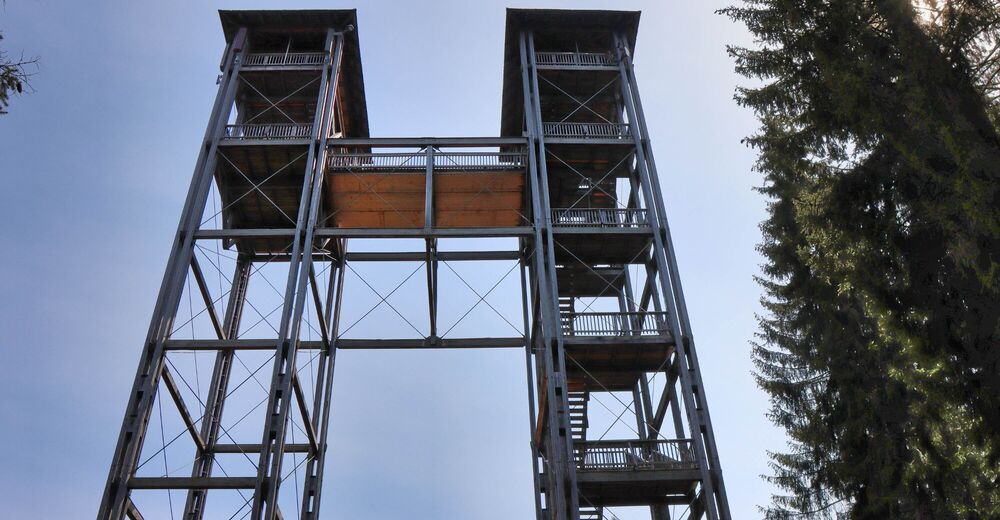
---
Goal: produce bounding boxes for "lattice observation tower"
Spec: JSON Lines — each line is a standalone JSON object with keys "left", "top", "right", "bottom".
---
{"left": 98, "top": 9, "right": 731, "bottom": 520}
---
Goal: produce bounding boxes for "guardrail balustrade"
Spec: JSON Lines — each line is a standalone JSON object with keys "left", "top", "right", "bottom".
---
{"left": 327, "top": 150, "right": 527, "bottom": 171}
{"left": 224, "top": 124, "right": 314, "bottom": 140}
{"left": 242, "top": 52, "right": 327, "bottom": 67}
{"left": 574, "top": 439, "right": 697, "bottom": 471}
{"left": 535, "top": 52, "right": 616, "bottom": 68}
{"left": 561, "top": 311, "right": 670, "bottom": 337}
{"left": 551, "top": 208, "right": 648, "bottom": 227}
{"left": 543, "top": 122, "right": 631, "bottom": 139}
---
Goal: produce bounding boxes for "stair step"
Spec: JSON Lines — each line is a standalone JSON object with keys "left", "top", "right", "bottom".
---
{"left": 568, "top": 390, "right": 590, "bottom": 441}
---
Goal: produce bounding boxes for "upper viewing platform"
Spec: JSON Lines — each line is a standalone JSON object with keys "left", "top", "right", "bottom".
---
{"left": 218, "top": 9, "right": 369, "bottom": 139}
{"left": 499, "top": 8, "right": 640, "bottom": 139}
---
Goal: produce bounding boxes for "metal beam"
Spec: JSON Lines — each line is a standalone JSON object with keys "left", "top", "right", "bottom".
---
{"left": 164, "top": 339, "right": 325, "bottom": 351}
{"left": 345, "top": 251, "right": 520, "bottom": 262}
{"left": 130, "top": 477, "right": 257, "bottom": 490}
{"left": 652, "top": 359, "right": 681, "bottom": 432}
{"left": 335, "top": 337, "right": 524, "bottom": 349}
{"left": 325, "top": 136, "right": 527, "bottom": 147}
{"left": 424, "top": 146, "right": 438, "bottom": 338}
{"left": 315, "top": 227, "right": 532, "bottom": 238}
{"left": 308, "top": 265, "right": 332, "bottom": 349}
{"left": 160, "top": 364, "right": 207, "bottom": 453}
{"left": 213, "top": 443, "right": 311, "bottom": 454}
{"left": 189, "top": 256, "right": 226, "bottom": 339}
{"left": 425, "top": 239, "right": 438, "bottom": 338}
{"left": 291, "top": 373, "right": 321, "bottom": 454}
{"left": 195, "top": 229, "right": 297, "bottom": 240}
{"left": 124, "top": 498, "right": 144, "bottom": 520}
{"left": 196, "top": 227, "right": 532, "bottom": 240}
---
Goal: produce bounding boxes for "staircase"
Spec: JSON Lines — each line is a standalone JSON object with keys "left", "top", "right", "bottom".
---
{"left": 559, "top": 296, "right": 575, "bottom": 335}
{"left": 579, "top": 505, "right": 618, "bottom": 520}
{"left": 568, "top": 391, "right": 589, "bottom": 442}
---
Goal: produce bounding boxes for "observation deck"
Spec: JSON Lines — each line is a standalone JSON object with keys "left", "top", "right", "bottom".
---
{"left": 550, "top": 208, "right": 652, "bottom": 264}
{"left": 573, "top": 439, "right": 700, "bottom": 507}
{"left": 538, "top": 438, "right": 700, "bottom": 508}
{"left": 561, "top": 309, "right": 675, "bottom": 391}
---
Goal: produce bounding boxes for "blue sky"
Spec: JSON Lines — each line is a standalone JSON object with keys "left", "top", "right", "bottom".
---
{"left": 0, "top": 0, "right": 777, "bottom": 518}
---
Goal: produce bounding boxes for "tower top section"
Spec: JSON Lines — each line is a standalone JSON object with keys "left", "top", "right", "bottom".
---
{"left": 500, "top": 8, "right": 641, "bottom": 137}
{"left": 219, "top": 9, "right": 369, "bottom": 138}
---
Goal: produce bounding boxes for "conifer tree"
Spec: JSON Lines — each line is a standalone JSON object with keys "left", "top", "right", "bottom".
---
{"left": 722, "top": 1, "right": 1000, "bottom": 516}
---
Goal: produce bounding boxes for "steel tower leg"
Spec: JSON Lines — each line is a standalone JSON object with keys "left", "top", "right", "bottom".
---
{"left": 520, "top": 30, "right": 581, "bottom": 520}
{"left": 299, "top": 258, "right": 346, "bottom": 519}
{"left": 97, "top": 27, "right": 248, "bottom": 520}
{"left": 183, "top": 256, "right": 253, "bottom": 519}
{"left": 521, "top": 260, "right": 546, "bottom": 520}
{"left": 251, "top": 29, "right": 344, "bottom": 520}
{"left": 613, "top": 32, "right": 731, "bottom": 519}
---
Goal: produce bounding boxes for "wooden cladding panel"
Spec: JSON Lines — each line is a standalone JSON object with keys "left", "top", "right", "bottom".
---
{"left": 326, "top": 170, "right": 526, "bottom": 229}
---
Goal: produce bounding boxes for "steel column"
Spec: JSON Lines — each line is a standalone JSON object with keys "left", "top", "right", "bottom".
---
{"left": 299, "top": 257, "right": 346, "bottom": 519}
{"left": 619, "top": 35, "right": 732, "bottom": 519}
{"left": 97, "top": 27, "right": 247, "bottom": 520}
{"left": 183, "top": 256, "right": 253, "bottom": 519}
{"left": 614, "top": 32, "right": 729, "bottom": 519}
{"left": 251, "top": 29, "right": 344, "bottom": 520}
{"left": 520, "top": 29, "right": 580, "bottom": 520}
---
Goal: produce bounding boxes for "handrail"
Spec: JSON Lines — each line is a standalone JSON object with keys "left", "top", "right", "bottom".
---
{"left": 224, "top": 124, "right": 313, "bottom": 140}
{"left": 327, "top": 150, "right": 527, "bottom": 171}
{"left": 573, "top": 439, "right": 697, "bottom": 471}
{"left": 551, "top": 208, "right": 648, "bottom": 227}
{"left": 242, "top": 52, "right": 327, "bottom": 67}
{"left": 543, "top": 122, "right": 631, "bottom": 139}
{"left": 561, "top": 311, "right": 671, "bottom": 337}
{"left": 535, "top": 51, "right": 616, "bottom": 68}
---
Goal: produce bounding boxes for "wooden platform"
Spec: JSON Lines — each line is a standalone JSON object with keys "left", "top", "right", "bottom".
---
{"left": 564, "top": 336, "right": 674, "bottom": 375}
{"left": 213, "top": 143, "right": 309, "bottom": 253}
{"left": 567, "top": 369, "right": 646, "bottom": 392}
{"left": 576, "top": 469, "right": 700, "bottom": 507}
{"left": 553, "top": 228, "right": 652, "bottom": 265}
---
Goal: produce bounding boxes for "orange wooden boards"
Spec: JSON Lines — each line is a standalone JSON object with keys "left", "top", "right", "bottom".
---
{"left": 326, "top": 172, "right": 426, "bottom": 228}
{"left": 434, "top": 171, "right": 525, "bottom": 227}
{"left": 325, "top": 170, "right": 525, "bottom": 228}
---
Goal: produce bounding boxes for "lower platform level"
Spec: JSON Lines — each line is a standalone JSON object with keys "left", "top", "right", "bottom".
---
{"left": 576, "top": 468, "right": 700, "bottom": 507}
{"left": 541, "top": 436, "right": 700, "bottom": 508}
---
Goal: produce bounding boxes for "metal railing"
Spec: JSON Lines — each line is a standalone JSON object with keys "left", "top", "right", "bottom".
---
{"left": 327, "top": 150, "right": 527, "bottom": 172}
{"left": 543, "top": 122, "right": 631, "bottom": 140}
{"left": 224, "top": 124, "right": 314, "bottom": 140}
{"left": 535, "top": 51, "right": 616, "bottom": 68}
{"left": 242, "top": 52, "right": 327, "bottom": 67}
{"left": 561, "top": 311, "right": 671, "bottom": 337}
{"left": 551, "top": 208, "right": 648, "bottom": 227}
{"left": 574, "top": 439, "right": 697, "bottom": 471}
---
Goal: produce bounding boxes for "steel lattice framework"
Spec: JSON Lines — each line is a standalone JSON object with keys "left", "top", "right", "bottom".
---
{"left": 98, "top": 9, "right": 731, "bottom": 520}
